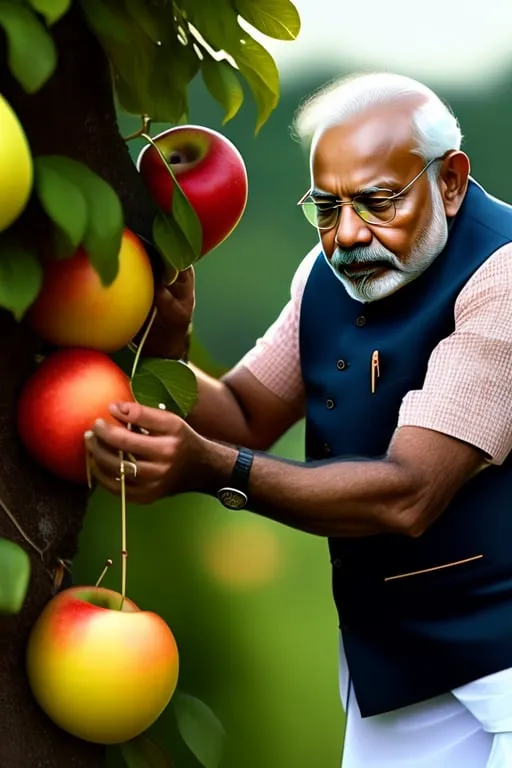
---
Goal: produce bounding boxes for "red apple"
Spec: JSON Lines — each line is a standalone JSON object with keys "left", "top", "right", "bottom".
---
{"left": 26, "top": 586, "right": 179, "bottom": 744}
{"left": 137, "top": 125, "right": 248, "bottom": 256}
{"left": 28, "top": 228, "right": 155, "bottom": 353}
{"left": 17, "top": 348, "right": 134, "bottom": 484}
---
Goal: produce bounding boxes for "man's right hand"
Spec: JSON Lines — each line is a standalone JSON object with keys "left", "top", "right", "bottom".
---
{"left": 137, "top": 266, "right": 195, "bottom": 360}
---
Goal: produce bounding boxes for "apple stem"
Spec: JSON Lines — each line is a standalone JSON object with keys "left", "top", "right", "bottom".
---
{"left": 95, "top": 558, "right": 113, "bottom": 588}
{"left": 130, "top": 304, "right": 158, "bottom": 381}
{"left": 0, "top": 492, "right": 47, "bottom": 562}
{"left": 122, "top": 114, "right": 152, "bottom": 142}
{"left": 119, "top": 450, "right": 128, "bottom": 610}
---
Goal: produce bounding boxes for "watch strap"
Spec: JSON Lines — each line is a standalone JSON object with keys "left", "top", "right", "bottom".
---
{"left": 230, "top": 447, "right": 254, "bottom": 493}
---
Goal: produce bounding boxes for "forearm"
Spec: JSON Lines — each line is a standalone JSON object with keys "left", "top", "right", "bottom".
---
{"left": 203, "top": 442, "right": 413, "bottom": 538}
{"left": 185, "top": 365, "right": 256, "bottom": 446}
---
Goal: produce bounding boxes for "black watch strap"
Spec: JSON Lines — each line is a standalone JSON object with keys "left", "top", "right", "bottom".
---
{"left": 217, "top": 448, "right": 254, "bottom": 510}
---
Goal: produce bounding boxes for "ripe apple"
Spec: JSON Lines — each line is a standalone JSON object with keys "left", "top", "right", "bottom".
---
{"left": 0, "top": 94, "right": 33, "bottom": 232}
{"left": 137, "top": 125, "right": 248, "bottom": 256}
{"left": 17, "top": 348, "right": 134, "bottom": 484}
{"left": 28, "top": 228, "right": 155, "bottom": 353}
{"left": 26, "top": 586, "right": 179, "bottom": 744}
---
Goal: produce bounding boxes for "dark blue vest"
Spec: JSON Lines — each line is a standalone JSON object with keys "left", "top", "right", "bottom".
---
{"left": 299, "top": 179, "right": 512, "bottom": 717}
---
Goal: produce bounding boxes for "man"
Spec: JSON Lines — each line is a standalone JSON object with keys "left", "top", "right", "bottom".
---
{"left": 86, "top": 73, "right": 512, "bottom": 766}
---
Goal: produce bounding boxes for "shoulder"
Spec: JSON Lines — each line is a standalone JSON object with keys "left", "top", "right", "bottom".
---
{"left": 455, "top": 241, "right": 512, "bottom": 322}
{"left": 290, "top": 244, "right": 322, "bottom": 303}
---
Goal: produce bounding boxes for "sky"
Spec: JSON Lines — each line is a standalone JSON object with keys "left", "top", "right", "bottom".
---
{"left": 249, "top": 0, "right": 512, "bottom": 87}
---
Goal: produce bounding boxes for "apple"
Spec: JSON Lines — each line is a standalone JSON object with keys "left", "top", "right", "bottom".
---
{"left": 137, "top": 125, "right": 248, "bottom": 256}
{"left": 26, "top": 586, "right": 179, "bottom": 744}
{"left": 0, "top": 94, "right": 33, "bottom": 232}
{"left": 28, "top": 228, "right": 155, "bottom": 353}
{"left": 17, "top": 348, "right": 134, "bottom": 484}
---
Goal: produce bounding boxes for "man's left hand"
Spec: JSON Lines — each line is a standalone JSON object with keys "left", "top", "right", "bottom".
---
{"left": 85, "top": 401, "right": 207, "bottom": 503}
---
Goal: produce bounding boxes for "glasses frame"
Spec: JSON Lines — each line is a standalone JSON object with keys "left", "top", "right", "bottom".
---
{"left": 297, "top": 155, "right": 444, "bottom": 230}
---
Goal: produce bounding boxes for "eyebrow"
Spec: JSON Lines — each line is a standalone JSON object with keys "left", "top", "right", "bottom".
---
{"left": 310, "top": 181, "right": 399, "bottom": 200}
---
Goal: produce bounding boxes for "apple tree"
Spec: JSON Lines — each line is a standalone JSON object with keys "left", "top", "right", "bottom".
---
{"left": 0, "top": 1, "right": 300, "bottom": 766}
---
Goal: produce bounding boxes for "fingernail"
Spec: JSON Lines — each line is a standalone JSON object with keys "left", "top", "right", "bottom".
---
{"left": 94, "top": 418, "right": 105, "bottom": 428}
{"left": 84, "top": 430, "right": 94, "bottom": 440}
{"left": 114, "top": 403, "right": 130, "bottom": 415}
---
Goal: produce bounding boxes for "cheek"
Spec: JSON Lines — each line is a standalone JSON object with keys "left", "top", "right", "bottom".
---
{"left": 320, "top": 231, "right": 336, "bottom": 256}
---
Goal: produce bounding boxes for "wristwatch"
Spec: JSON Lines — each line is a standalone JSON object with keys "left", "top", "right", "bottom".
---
{"left": 217, "top": 448, "right": 254, "bottom": 510}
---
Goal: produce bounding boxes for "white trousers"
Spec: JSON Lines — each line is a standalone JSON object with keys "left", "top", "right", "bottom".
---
{"left": 339, "top": 634, "right": 512, "bottom": 767}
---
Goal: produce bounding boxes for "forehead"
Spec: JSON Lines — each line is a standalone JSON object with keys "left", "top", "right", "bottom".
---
{"left": 311, "top": 104, "right": 422, "bottom": 193}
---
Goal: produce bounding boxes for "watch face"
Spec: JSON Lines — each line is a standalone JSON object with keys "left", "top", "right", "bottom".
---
{"left": 217, "top": 487, "right": 248, "bottom": 510}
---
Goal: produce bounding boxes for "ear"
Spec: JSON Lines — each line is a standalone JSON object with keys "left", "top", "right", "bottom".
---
{"left": 438, "top": 151, "right": 470, "bottom": 217}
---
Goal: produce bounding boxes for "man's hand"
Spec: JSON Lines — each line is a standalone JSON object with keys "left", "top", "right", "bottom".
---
{"left": 85, "top": 400, "right": 233, "bottom": 504}
{"left": 136, "top": 267, "right": 195, "bottom": 360}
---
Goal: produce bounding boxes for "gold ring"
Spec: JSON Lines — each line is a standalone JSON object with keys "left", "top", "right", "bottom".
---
{"left": 122, "top": 459, "right": 138, "bottom": 479}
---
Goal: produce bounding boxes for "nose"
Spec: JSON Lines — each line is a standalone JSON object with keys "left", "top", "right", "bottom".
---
{"left": 334, "top": 204, "right": 372, "bottom": 249}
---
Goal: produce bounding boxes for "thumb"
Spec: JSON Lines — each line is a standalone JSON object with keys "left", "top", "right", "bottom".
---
{"left": 109, "top": 401, "right": 177, "bottom": 434}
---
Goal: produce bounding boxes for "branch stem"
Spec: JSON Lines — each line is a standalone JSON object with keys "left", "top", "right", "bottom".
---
{"left": 0, "top": 493, "right": 46, "bottom": 561}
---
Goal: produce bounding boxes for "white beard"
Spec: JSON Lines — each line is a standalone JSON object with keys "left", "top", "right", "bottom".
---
{"left": 324, "top": 178, "right": 449, "bottom": 303}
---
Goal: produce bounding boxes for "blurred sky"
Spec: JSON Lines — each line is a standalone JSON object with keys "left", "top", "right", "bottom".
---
{"left": 248, "top": 0, "right": 512, "bottom": 86}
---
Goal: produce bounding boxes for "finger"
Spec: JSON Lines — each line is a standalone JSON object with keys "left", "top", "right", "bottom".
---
{"left": 85, "top": 433, "right": 136, "bottom": 480}
{"left": 107, "top": 402, "right": 180, "bottom": 435}
{"left": 163, "top": 266, "right": 195, "bottom": 299}
{"left": 91, "top": 418, "right": 177, "bottom": 461}
{"left": 86, "top": 431, "right": 165, "bottom": 483}
{"left": 90, "top": 461, "right": 160, "bottom": 503}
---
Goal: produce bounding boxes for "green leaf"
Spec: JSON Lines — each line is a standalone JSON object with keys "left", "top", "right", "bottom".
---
{"left": 79, "top": 0, "right": 130, "bottom": 43}
{"left": 0, "top": 1, "right": 58, "bottom": 92}
{"left": 153, "top": 212, "right": 197, "bottom": 274}
{"left": 179, "top": 0, "right": 279, "bottom": 132}
{"left": 234, "top": 0, "right": 301, "bottom": 40}
{"left": 120, "top": 733, "right": 173, "bottom": 768}
{"left": 37, "top": 156, "right": 124, "bottom": 285}
{"left": 124, "top": 0, "right": 162, "bottom": 44}
{"left": 201, "top": 56, "right": 244, "bottom": 124}
{"left": 28, "top": 0, "right": 72, "bottom": 25}
{"left": 0, "top": 239, "right": 43, "bottom": 321}
{"left": 34, "top": 156, "right": 88, "bottom": 252}
{"left": 235, "top": 36, "right": 280, "bottom": 133}
{"left": 0, "top": 537, "right": 31, "bottom": 615}
{"left": 172, "top": 690, "right": 225, "bottom": 768}
{"left": 131, "top": 358, "right": 198, "bottom": 417}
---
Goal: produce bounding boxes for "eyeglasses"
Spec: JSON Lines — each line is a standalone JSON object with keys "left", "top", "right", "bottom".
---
{"left": 297, "top": 156, "right": 443, "bottom": 230}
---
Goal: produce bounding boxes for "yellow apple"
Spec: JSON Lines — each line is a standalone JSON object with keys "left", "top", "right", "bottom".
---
{"left": 28, "top": 228, "right": 155, "bottom": 353}
{"left": 26, "top": 586, "right": 179, "bottom": 744}
{"left": 0, "top": 94, "right": 33, "bottom": 232}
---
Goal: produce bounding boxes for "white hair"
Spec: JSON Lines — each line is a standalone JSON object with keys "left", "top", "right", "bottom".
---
{"left": 293, "top": 72, "right": 463, "bottom": 163}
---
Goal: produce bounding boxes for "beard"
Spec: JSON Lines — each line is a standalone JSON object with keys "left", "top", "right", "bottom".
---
{"left": 324, "top": 178, "right": 449, "bottom": 303}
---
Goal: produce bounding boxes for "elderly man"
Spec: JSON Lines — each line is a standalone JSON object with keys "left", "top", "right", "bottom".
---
{"left": 87, "top": 73, "right": 512, "bottom": 766}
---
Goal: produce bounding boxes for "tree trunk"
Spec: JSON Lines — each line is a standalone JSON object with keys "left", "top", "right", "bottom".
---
{"left": 0, "top": 7, "right": 157, "bottom": 766}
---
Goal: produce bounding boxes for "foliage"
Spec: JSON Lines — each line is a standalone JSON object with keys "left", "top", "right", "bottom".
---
{"left": 0, "top": 536, "right": 30, "bottom": 614}
{"left": 0, "top": 0, "right": 300, "bottom": 764}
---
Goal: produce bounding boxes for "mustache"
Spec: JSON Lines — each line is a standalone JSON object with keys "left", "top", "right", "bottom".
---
{"left": 331, "top": 245, "right": 396, "bottom": 267}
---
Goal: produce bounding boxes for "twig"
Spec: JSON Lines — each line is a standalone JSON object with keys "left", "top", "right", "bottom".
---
{"left": 0, "top": 492, "right": 46, "bottom": 561}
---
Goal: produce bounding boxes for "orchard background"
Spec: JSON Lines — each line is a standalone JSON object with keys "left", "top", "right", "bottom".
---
{"left": 2, "top": 0, "right": 512, "bottom": 767}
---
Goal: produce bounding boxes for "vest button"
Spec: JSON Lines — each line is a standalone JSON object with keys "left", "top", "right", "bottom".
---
{"left": 355, "top": 315, "right": 366, "bottom": 327}
{"left": 325, "top": 398, "right": 335, "bottom": 409}
{"left": 336, "top": 359, "right": 347, "bottom": 371}
{"left": 333, "top": 558, "right": 342, "bottom": 568}
{"left": 323, "top": 442, "right": 332, "bottom": 455}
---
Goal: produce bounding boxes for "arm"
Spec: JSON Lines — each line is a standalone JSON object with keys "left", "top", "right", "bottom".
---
{"left": 88, "top": 244, "right": 512, "bottom": 537}
{"left": 137, "top": 250, "right": 314, "bottom": 449}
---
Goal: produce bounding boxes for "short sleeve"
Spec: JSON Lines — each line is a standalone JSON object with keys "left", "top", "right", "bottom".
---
{"left": 232, "top": 246, "right": 320, "bottom": 412}
{"left": 398, "top": 243, "right": 512, "bottom": 465}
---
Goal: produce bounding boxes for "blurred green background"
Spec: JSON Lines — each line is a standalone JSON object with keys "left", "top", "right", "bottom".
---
{"left": 74, "top": 2, "right": 512, "bottom": 765}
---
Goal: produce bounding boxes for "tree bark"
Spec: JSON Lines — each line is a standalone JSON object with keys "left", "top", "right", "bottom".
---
{"left": 0, "top": 6, "right": 157, "bottom": 766}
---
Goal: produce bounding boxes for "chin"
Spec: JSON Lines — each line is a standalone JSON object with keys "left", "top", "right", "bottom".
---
{"left": 340, "top": 269, "right": 412, "bottom": 303}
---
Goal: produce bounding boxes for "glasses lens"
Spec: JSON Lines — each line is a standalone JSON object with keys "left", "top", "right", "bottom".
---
{"left": 301, "top": 201, "right": 339, "bottom": 230}
{"left": 354, "top": 196, "right": 395, "bottom": 225}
